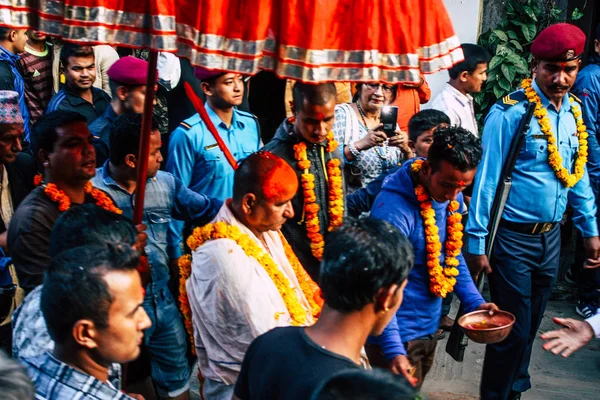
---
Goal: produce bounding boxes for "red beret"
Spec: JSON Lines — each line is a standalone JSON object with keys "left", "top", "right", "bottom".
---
{"left": 194, "top": 67, "right": 226, "bottom": 81}
{"left": 531, "top": 23, "right": 586, "bottom": 61}
{"left": 107, "top": 56, "right": 150, "bottom": 86}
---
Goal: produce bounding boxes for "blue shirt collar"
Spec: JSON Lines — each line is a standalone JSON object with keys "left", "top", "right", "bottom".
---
{"left": 205, "top": 104, "right": 245, "bottom": 130}
{"left": 0, "top": 45, "right": 19, "bottom": 63}
{"left": 99, "top": 161, "right": 154, "bottom": 191}
{"left": 532, "top": 78, "right": 571, "bottom": 114}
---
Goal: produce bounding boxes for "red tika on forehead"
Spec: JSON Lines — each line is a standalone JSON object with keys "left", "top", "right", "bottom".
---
{"left": 316, "top": 112, "right": 324, "bottom": 120}
{"left": 257, "top": 153, "right": 298, "bottom": 202}
{"left": 458, "top": 180, "right": 466, "bottom": 187}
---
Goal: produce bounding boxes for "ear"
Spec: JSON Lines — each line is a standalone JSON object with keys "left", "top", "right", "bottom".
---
{"left": 531, "top": 59, "right": 539, "bottom": 74}
{"left": 459, "top": 70, "right": 469, "bottom": 82}
{"left": 408, "top": 140, "right": 416, "bottom": 151}
{"left": 421, "top": 160, "right": 432, "bottom": 178}
{"left": 374, "top": 283, "right": 400, "bottom": 313}
{"left": 38, "top": 149, "right": 49, "bottom": 169}
{"left": 241, "top": 193, "right": 257, "bottom": 216}
{"left": 116, "top": 85, "right": 129, "bottom": 102}
{"left": 72, "top": 319, "right": 99, "bottom": 349}
{"left": 8, "top": 30, "right": 16, "bottom": 42}
{"left": 201, "top": 81, "right": 213, "bottom": 97}
{"left": 124, "top": 154, "right": 137, "bottom": 169}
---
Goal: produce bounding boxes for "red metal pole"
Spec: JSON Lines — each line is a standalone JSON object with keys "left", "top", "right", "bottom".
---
{"left": 133, "top": 50, "right": 158, "bottom": 225}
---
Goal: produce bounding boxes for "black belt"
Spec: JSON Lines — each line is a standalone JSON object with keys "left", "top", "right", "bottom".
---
{"left": 500, "top": 219, "right": 557, "bottom": 235}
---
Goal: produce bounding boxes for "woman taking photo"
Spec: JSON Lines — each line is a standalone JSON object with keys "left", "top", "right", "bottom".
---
{"left": 333, "top": 83, "right": 412, "bottom": 191}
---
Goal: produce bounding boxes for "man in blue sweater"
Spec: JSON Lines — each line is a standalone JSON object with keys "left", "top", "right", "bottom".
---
{"left": 369, "top": 126, "right": 498, "bottom": 388}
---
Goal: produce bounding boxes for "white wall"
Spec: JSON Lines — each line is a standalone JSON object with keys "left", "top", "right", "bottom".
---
{"left": 423, "top": 0, "right": 483, "bottom": 107}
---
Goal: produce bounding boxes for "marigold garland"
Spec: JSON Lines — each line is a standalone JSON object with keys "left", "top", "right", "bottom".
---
{"left": 177, "top": 222, "right": 321, "bottom": 351}
{"left": 293, "top": 131, "right": 344, "bottom": 260}
{"left": 411, "top": 160, "right": 462, "bottom": 298}
{"left": 278, "top": 232, "right": 324, "bottom": 318}
{"left": 38, "top": 178, "right": 122, "bottom": 214}
{"left": 521, "top": 78, "right": 588, "bottom": 188}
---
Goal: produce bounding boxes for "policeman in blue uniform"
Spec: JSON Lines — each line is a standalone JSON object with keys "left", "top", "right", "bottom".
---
{"left": 466, "top": 23, "right": 600, "bottom": 400}
{"left": 570, "top": 23, "right": 600, "bottom": 318}
{"left": 166, "top": 67, "right": 261, "bottom": 258}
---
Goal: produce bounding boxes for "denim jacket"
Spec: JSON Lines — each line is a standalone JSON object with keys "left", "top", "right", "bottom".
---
{"left": 92, "top": 164, "right": 221, "bottom": 295}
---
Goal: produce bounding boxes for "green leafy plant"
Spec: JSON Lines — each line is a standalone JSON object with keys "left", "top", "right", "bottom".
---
{"left": 474, "top": 0, "right": 583, "bottom": 126}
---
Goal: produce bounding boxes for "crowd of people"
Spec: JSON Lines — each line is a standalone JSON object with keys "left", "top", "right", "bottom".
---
{"left": 0, "top": 19, "right": 597, "bottom": 400}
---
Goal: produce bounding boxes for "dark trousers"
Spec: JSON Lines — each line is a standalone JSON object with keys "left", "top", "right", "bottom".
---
{"left": 365, "top": 337, "right": 437, "bottom": 390}
{"left": 480, "top": 225, "right": 560, "bottom": 400}
{"left": 573, "top": 230, "right": 600, "bottom": 304}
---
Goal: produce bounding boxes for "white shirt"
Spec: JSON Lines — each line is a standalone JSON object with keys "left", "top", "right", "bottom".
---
{"left": 186, "top": 203, "right": 313, "bottom": 389}
{"left": 430, "top": 83, "right": 479, "bottom": 136}
{"left": 587, "top": 312, "right": 600, "bottom": 339}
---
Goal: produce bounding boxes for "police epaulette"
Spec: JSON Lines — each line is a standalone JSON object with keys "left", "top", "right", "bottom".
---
{"left": 179, "top": 121, "right": 192, "bottom": 130}
{"left": 236, "top": 109, "right": 258, "bottom": 120}
{"left": 496, "top": 91, "right": 527, "bottom": 109}
{"left": 569, "top": 93, "right": 583, "bottom": 104}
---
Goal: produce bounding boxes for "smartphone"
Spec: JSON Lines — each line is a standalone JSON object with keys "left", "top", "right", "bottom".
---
{"left": 380, "top": 106, "right": 399, "bottom": 137}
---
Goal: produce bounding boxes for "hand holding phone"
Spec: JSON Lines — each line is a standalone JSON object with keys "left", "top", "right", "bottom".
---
{"left": 380, "top": 106, "right": 399, "bottom": 137}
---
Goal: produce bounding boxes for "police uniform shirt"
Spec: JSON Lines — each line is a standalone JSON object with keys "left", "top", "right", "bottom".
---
{"left": 166, "top": 105, "right": 261, "bottom": 202}
{"left": 466, "top": 79, "right": 598, "bottom": 255}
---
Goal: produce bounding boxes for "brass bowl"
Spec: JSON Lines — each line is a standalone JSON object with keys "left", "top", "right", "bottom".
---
{"left": 458, "top": 310, "right": 515, "bottom": 344}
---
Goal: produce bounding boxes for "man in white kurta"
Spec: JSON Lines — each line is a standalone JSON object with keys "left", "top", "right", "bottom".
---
{"left": 186, "top": 152, "right": 316, "bottom": 399}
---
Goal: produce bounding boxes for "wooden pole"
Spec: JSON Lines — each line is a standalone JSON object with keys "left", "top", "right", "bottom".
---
{"left": 133, "top": 50, "right": 159, "bottom": 224}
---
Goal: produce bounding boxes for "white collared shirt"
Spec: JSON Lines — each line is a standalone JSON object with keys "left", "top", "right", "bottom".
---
{"left": 430, "top": 83, "right": 479, "bottom": 136}
{"left": 186, "top": 204, "right": 313, "bottom": 388}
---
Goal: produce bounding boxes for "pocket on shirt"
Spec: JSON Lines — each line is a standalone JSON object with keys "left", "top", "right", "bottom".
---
{"left": 520, "top": 139, "right": 548, "bottom": 172}
{"left": 202, "top": 150, "right": 226, "bottom": 180}
{"left": 147, "top": 211, "right": 171, "bottom": 244}
{"left": 240, "top": 141, "right": 259, "bottom": 159}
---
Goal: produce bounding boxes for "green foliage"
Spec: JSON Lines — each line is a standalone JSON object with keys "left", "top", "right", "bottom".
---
{"left": 474, "top": 0, "right": 582, "bottom": 126}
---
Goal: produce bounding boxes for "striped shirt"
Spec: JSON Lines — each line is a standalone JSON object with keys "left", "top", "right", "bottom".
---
{"left": 22, "top": 352, "right": 133, "bottom": 400}
{"left": 18, "top": 44, "right": 53, "bottom": 124}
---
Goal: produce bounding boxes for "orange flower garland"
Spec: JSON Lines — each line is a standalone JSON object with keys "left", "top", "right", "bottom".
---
{"left": 278, "top": 232, "right": 323, "bottom": 319}
{"left": 293, "top": 131, "right": 344, "bottom": 260}
{"left": 179, "top": 222, "right": 320, "bottom": 334}
{"left": 411, "top": 160, "right": 461, "bottom": 298}
{"left": 177, "top": 254, "right": 195, "bottom": 350}
{"left": 38, "top": 178, "right": 122, "bottom": 214}
{"left": 521, "top": 78, "right": 588, "bottom": 188}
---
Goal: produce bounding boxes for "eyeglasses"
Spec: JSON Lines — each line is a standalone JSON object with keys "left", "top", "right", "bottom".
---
{"left": 364, "top": 83, "right": 395, "bottom": 93}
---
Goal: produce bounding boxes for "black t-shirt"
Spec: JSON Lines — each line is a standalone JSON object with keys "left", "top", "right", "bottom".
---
{"left": 235, "top": 326, "right": 360, "bottom": 400}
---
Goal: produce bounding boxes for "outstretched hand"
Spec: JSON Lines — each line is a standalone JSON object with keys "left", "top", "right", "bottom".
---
{"left": 540, "top": 317, "right": 594, "bottom": 358}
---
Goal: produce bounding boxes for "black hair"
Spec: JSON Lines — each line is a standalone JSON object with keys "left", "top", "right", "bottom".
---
{"left": 292, "top": 82, "right": 337, "bottom": 113}
{"left": 31, "top": 110, "right": 87, "bottom": 157}
{"left": 41, "top": 243, "right": 140, "bottom": 344}
{"left": 427, "top": 125, "right": 482, "bottom": 173}
{"left": 448, "top": 43, "right": 491, "bottom": 80}
{"left": 0, "top": 28, "right": 11, "bottom": 40}
{"left": 319, "top": 218, "right": 413, "bottom": 312}
{"left": 408, "top": 109, "right": 451, "bottom": 143}
{"left": 310, "top": 368, "right": 417, "bottom": 400}
{"left": 109, "top": 113, "right": 159, "bottom": 166}
{"left": 60, "top": 43, "right": 94, "bottom": 68}
{"left": 49, "top": 203, "right": 138, "bottom": 257}
{"left": 596, "top": 23, "right": 600, "bottom": 41}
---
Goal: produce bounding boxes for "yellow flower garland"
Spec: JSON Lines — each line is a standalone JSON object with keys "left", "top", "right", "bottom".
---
{"left": 293, "top": 131, "right": 344, "bottom": 260}
{"left": 178, "top": 222, "right": 322, "bottom": 353}
{"left": 521, "top": 78, "right": 588, "bottom": 188}
{"left": 411, "top": 160, "right": 462, "bottom": 298}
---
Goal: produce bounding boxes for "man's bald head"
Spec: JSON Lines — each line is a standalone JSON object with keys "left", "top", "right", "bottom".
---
{"left": 233, "top": 151, "right": 298, "bottom": 204}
